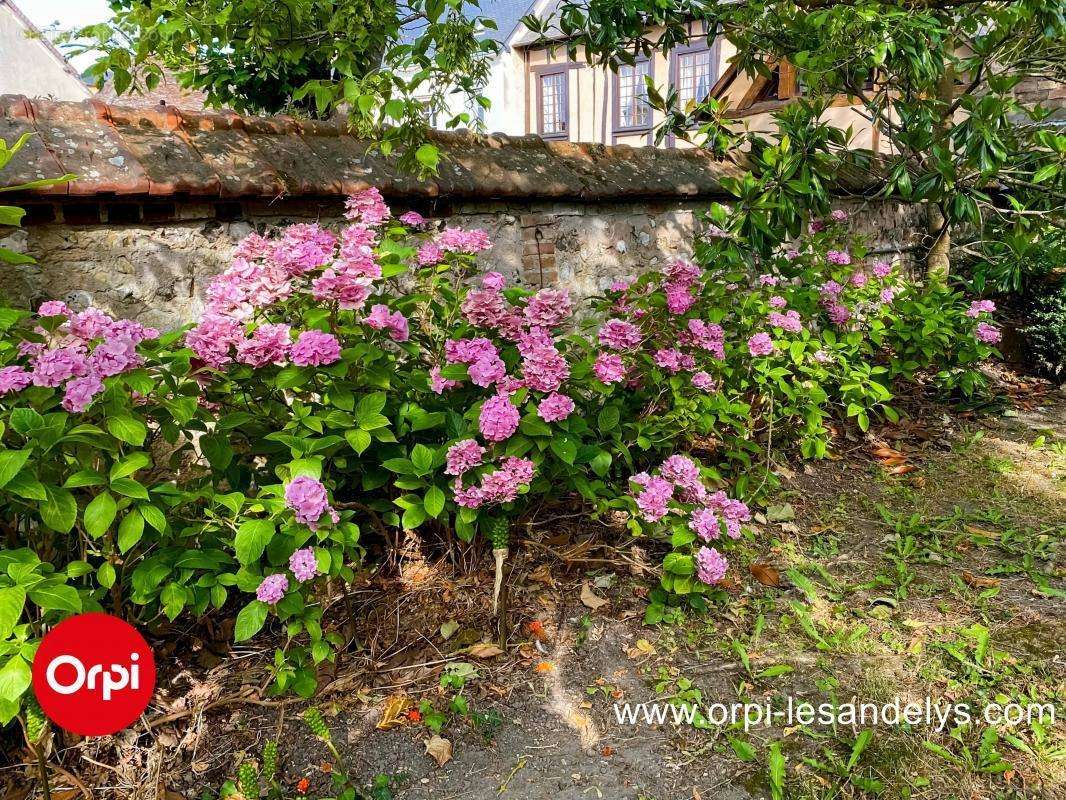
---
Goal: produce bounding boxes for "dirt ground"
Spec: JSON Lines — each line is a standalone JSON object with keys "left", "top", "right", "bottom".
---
{"left": 7, "top": 378, "right": 1064, "bottom": 800}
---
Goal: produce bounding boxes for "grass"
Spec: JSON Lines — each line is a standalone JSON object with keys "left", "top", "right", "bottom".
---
{"left": 626, "top": 418, "right": 1065, "bottom": 799}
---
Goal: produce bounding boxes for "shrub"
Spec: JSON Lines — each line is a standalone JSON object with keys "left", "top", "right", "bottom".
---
{"left": 0, "top": 190, "right": 1003, "bottom": 721}
{"left": 1021, "top": 278, "right": 1066, "bottom": 381}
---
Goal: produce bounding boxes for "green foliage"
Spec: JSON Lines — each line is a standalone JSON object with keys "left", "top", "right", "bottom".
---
{"left": 68, "top": 0, "right": 501, "bottom": 173}
{"left": 1022, "top": 278, "right": 1066, "bottom": 381}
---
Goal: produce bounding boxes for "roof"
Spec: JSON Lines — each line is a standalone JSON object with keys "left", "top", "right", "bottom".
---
{"left": 96, "top": 66, "right": 214, "bottom": 111}
{"left": 0, "top": 94, "right": 740, "bottom": 201}
{"left": 0, "top": 0, "right": 91, "bottom": 94}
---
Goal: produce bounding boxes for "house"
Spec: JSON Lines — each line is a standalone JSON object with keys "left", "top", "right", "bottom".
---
{"left": 0, "top": 0, "right": 91, "bottom": 102}
{"left": 428, "top": 0, "right": 888, "bottom": 151}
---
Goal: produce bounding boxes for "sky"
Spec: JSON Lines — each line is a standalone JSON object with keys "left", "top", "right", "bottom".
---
{"left": 18, "top": 0, "right": 114, "bottom": 70}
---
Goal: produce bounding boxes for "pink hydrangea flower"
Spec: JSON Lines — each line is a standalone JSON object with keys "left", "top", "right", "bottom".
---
{"left": 691, "top": 371, "right": 716, "bottom": 391}
{"left": 872, "top": 261, "right": 892, "bottom": 278}
{"left": 186, "top": 315, "right": 244, "bottom": 369}
{"left": 537, "top": 392, "right": 575, "bottom": 422}
{"left": 430, "top": 365, "right": 461, "bottom": 394}
{"left": 462, "top": 287, "right": 509, "bottom": 328}
{"left": 827, "top": 304, "right": 852, "bottom": 326}
{"left": 593, "top": 352, "right": 626, "bottom": 384}
{"left": 654, "top": 348, "right": 685, "bottom": 374}
{"left": 256, "top": 574, "right": 289, "bottom": 604}
{"left": 32, "top": 346, "right": 89, "bottom": 387}
{"left": 479, "top": 394, "right": 520, "bottom": 442}
{"left": 66, "top": 308, "right": 115, "bottom": 341}
{"left": 284, "top": 476, "right": 339, "bottom": 529}
{"left": 664, "top": 282, "right": 695, "bottom": 315}
{"left": 345, "top": 188, "right": 390, "bottom": 226}
{"left": 687, "top": 319, "right": 725, "bottom": 359}
{"left": 598, "top": 319, "right": 642, "bottom": 350}
{"left": 521, "top": 343, "right": 569, "bottom": 393}
{"left": 0, "top": 366, "right": 32, "bottom": 395}
{"left": 446, "top": 439, "right": 486, "bottom": 476}
{"left": 826, "top": 250, "right": 851, "bottom": 266}
{"left": 696, "top": 546, "right": 728, "bottom": 585}
{"left": 236, "top": 323, "right": 291, "bottom": 368}
{"left": 481, "top": 271, "right": 506, "bottom": 291}
{"left": 759, "top": 274, "right": 779, "bottom": 287}
{"left": 399, "top": 211, "right": 426, "bottom": 227}
{"left": 438, "top": 227, "right": 492, "bottom": 253}
{"left": 633, "top": 476, "right": 673, "bottom": 522}
{"left": 690, "top": 507, "right": 720, "bottom": 541}
{"left": 747, "top": 333, "right": 774, "bottom": 357}
{"left": 967, "top": 300, "right": 996, "bottom": 318}
{"left": 880, "top": 288, "right": 896, "bottom": 304}
{"left": 38, "top": 301, "right": 69, "bottom": 318}
{"left": 609, "top": 278, "right": 633, "bottom": 292}
{"left": 830, "top": 209, "right": 849, "bottom": 222}
{"left": 61, "top": 375, "right": 104, "bottom": 413}
{"left": 364, "top": 305, "right": 409, "bottom": 342}
{"left": 289, "top": 548, "right": 319, "bottom": 582}
{"left": 290, "top": 331, "right": 341, "bottom": 366}
{"left": 768, "top": 310, "right": 803, "bottom": 333}
{"left": 850, "top": 272, "right": 868, "bottom": 288}
{"left": 975, "top": 322, "right": 1001, "bottom": 344}
{"left": 417, "top": 242, "right": 443, "bottom": 266}
{"left": 768, "top": 295, "right": 787, "bottom": 309}
{"left": 311, "top": 269, "right": 373, "bottom": 310}
{"left": 785, "top": 249, "right": 801, "bottom": 261}
{"left": 340, "top": 224, "right": 378, "bottom": 259}
{"left": 524, "top": 289, "right": 573, "bottom": 328}
{"left": 820, "top": 280, "right": 843, "bottom": 298}
{"left": 468, "top": 354, "right": 507, "bottom": 388}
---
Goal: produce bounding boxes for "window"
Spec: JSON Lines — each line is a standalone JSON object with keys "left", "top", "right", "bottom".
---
{"left": 538, "top": 70, "right": 568, "bottom": 138}
{"left": 616, "top": 61, "right": 651, "bottom": 129}
{"left": 676, "top": 48, "right": 716, "bottom": 106}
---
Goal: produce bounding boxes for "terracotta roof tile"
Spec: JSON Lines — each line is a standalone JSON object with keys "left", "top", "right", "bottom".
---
{"left": 0, "top": 95, "right": 741, "bottom": 201}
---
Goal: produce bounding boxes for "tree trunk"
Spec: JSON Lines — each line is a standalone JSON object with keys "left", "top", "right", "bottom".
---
{"left": 925, "top": 201, "right": 951, "bottom": 284}
{"left": 925, "top": 67, "right": 956, "bottom": 282}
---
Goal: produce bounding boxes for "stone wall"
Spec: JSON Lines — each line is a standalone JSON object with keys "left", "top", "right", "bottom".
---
{"left": 0, "top": 194, "right": 924, "bottom": 329}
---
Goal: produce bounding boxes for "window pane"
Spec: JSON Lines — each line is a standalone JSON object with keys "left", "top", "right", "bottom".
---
{"left": 540, "top": 72, "right": 567, "bottom": 135}
{"left": 678, "top": 50, "right": 714, "bottom": 105}
{"left": 618, "top": 62, "right": 650, "bottom": 128}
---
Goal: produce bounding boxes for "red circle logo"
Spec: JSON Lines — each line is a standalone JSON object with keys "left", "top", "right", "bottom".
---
{"left": 31, "top": 613, "right": 156, "bottom": 736}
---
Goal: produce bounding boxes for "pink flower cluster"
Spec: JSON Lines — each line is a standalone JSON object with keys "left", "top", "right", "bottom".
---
{"left": 826, "top": 250, "right": 852, "bottom": 266}
{"left": 479, "top": 393, "right": 521, "bottom": 441}
{"left": 256, "top": 573, "right": 289, "bottom": 604}
{"left": 663, "top": 258, "right": 701, "bottom": 315}
{"left": 537, "top": 392, "right": 575, "bottom": 422}
{"left": 975, "top": 322, "right": 1002, "bottom": 344}
{"left": 345, "top": 188, "right": 391, "bottom": 227}
{"left": 446, "top": 439, "right": 486, "bottom": 476}
{"left": 0, "top": 302, "right": 159, "bottom": 413}
{"left": 289, "top": 547, "right": 319, "bottom": 582}
{"left": 364, "top": 304, "right": 410, "bottom": 342}
{"left": 768, "top": 309, "right": 803, "bottom": 333}
{"left": 438, "top": 227, "right": 492, "bottom": 254}
{"left": 747, "top": 332, "right": 775, "bottom": 356}
{"left": 598, "top": 319, "right": 643, "bottom": 351}
{"left": 453, "top": 456, "right": 535, "bottom": 509}
{"left": 697, "top": 546, "right": 729, "bottom": 585}
{"left": 284, "top": 476, "right": 340, "bottom": 530}
{"left": 967, "top": 300, "right": 996, "bottom": 318}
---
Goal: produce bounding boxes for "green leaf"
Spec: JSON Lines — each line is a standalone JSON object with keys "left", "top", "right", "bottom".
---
{"left": 109, "top": 452, "right": 151, "bottom": 481}
{"left": 0, "top": 587, "right": 25, "bottom": 638}
{"left": 234, "top": 600, "right": 269, "bottom": 642}
{"left": 424, "top": 486, "right": 446, "bottom": 518}
{"left": 411, "top": 444, "right": 434, "bottom": 474}
{"left": 345, "top": 428, "right": 372, "bottom": 454}
{"left": 97, "top": 562, "right": 116, "bottom": 589}
{"left": 0, "top": 656, "right": 31, "bottom": 702}
{"left": 40, "top": 487, "right": 77, "bottom": 533}
{"left": 415, "top": 143, "right": 439, "bottom": 171}
{"left": 110, "top": 477, "right": 149, "bottom": 500}
{"left": 138, "top": 503, "right": 167, "bottom": 533}
{"left": 83, "top": 491, "right": 118, "bottom": 538}
{"left": 107, "top": 415, "right": 147, "bottom": 446}
{"left": 0, "top": 449, "right": 31, "bottom": 489}
{"left": 117, "top": 510, "right": 145, "bottom": 553}
{"left": 234, "top": 519, "right": 275, "bottom": 565}
{"left": 550, "top": 435, "right": 577, "bottom": 465}
{"left": 200, "top": 433, "right": 234, "bottom": 471}
{"left": 401, "top": 504, "right": 427, "bottom": 530}
{"left": 28, "top": 582, "right": 81, "bottom": 613}
{"left": 597, "top": 406, "right": 620, "bottom": 432}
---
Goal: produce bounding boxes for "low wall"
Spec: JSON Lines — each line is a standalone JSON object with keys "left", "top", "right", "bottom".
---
{"left": 0, "top": 96, "right": 924, "bottom": 328}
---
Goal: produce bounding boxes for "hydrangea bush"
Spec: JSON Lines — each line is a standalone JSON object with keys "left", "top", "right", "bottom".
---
{"left": 0, "top": 190, "right": 1002, "bottom": 720}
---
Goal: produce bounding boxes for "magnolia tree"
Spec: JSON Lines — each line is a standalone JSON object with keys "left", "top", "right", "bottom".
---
{"left": 528, "top": 0, "right": 1065, "bottom": 279}
{"left": 0, "top": 189, "right": 1001, "bottom": 712}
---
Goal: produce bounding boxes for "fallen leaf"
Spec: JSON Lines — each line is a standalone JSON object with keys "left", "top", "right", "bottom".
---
{"left": 425, "top": 735, "right": 452, "bottom": 767}
{"left": 580, "top": 581, "right": 608, "bottom": 610}
{"left": 376, "top": 694, "right": 410, "bottom": 730}
{"left": 962, "top": 571, "right": 1000, "bottom": 589}
{"left": 526, "top": 619, "right": 547, "bottom": 640}
{"left": 601, "top": 746, "right": 614, "bottom": 757}
{"left": 440, "top": 620, "right": 459, "bottom": 640}
{"left": 625, "top": 638, "right": 657, "bottom": 659}
{"left": 765, "top": 503, "right": 795, "bottom": 522}
{"left": 467, "top": 642, "right": 504, "bottom": 659}
{"left": 749, "top": 563, "right": 781, "bottom": 587}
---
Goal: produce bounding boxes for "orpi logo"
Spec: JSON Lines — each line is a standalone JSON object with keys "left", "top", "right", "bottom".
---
{"left": 32, "top": 613, "right": 156, "bottom": 736}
